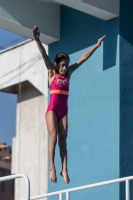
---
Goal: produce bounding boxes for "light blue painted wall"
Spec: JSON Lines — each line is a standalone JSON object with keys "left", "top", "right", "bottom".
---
{"left": 48, "top": 6, "right": 119, "bottom": 200}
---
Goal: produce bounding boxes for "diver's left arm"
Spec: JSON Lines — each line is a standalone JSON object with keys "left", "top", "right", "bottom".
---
{"left": 68, "top": 35, "right": 106, "bottom": 75}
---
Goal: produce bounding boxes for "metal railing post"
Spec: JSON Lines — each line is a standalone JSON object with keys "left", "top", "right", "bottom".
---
{"left": 59, "top": 193, "right": 62, "bottom": 200}
{"left": 66, "top": 192, "right": 70, "bottom": 200}
{"left": 0, "top": 174, "right": 30, "bottom": 200}
{"left": 126, "top": 180, "right": 130, "bottom": 200}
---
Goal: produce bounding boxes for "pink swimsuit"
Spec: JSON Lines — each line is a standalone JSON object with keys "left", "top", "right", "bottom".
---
{"left": 46, "top": 73, "right": 69, "bottom": 120}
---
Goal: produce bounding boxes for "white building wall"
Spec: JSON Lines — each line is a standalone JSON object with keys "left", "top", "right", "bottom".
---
{"left": 13, "top": 94, "right": 48, "bottom": 200}
{"left": 0, "top": 40, "right": 48, "bottom": 97}
{"left": 0, "top": 40, "right": 48, "bottom": 199}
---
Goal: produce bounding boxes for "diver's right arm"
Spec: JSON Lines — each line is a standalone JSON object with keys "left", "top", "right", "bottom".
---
{"left": 32, "top": 26, "right": 54, "bottom": 70}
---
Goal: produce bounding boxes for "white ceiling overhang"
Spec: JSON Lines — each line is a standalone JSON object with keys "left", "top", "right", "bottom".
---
{"left": 0, "top": 0, "right": 119, "bottom": 44}
{"left": 38, "top": 0, "right": 119, "bottom": 20}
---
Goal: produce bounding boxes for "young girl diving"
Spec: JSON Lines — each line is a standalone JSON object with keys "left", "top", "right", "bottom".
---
{"left": 32, "top": 26, "right": 105, "bottom": 184}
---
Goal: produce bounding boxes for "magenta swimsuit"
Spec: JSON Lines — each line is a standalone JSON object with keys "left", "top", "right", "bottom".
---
{"left": 46, "top": 73, "right": 69, "bottom": 120}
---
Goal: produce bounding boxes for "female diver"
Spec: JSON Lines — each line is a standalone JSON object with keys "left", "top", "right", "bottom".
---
{"left": 32, "top": 26, "right": 105, "bottom": 184}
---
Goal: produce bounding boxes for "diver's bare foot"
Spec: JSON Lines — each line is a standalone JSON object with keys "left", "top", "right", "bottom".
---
{"left": 60, "top": 171, "right": 70, "bottom": 184}
{"left": 50, "top": 167, "right": 58, "bottom": 183}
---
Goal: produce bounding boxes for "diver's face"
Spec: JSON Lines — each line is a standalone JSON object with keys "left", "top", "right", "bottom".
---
{"left": 55, "top": 59, "right": 69, "bottom": 75}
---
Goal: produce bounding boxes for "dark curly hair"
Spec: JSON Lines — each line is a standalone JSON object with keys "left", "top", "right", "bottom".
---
{"left": 54, "top": 52, "right": 70, "bottom": 64}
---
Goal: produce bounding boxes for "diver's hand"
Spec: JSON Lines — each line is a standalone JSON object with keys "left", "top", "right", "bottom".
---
{"left": 96, "top": 35, "right": 106, "bottom": 47}
{"left": 32, "top": 26, "right": 40, "bottom": 40}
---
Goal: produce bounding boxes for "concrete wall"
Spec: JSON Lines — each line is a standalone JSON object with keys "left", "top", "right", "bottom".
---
{"left": 12, "top": 93, "right": 48, "bottom": 200}
{"left": 0, "top": 40, "right": 48, "bottom": 199}
{"left": 48, "top": 6, "right": 120, "bottom": 200}
{"left": 0, "top": 40, "right": 48, "bottom": 97}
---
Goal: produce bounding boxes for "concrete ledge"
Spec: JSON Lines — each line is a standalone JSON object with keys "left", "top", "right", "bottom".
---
{"left": 53, "top": 0, "right": 119, "bottom": 20}
{"left": 1, "top": 81, "right": 43, "bottom": 102}
{"left": 0, "top": 0, "right": 60, "bottom": 44}
{"left": 0, "top": 40, "right": 48, "bottom": 97}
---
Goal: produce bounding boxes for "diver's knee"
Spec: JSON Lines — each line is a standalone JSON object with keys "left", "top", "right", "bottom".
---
{"left": 58, "top": 138, "right": 66, "bottom": 147}
{"left": 49, "top": 135, "right": 57, "bottom": 145}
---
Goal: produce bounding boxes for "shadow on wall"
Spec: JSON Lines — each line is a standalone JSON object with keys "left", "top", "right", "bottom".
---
{"left": 120, "top": 0, "right": 133, "bottom": 199}
{"left": 49, "top": 6, "right": 119, "bottom": 71}
{"left": 103, "top": 18, "right": 119, "bottom": 70}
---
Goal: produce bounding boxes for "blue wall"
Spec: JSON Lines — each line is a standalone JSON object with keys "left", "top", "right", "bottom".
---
{"left": 120, "top": 0, "right": 133, "bottom": 199}
{"left": 48, "top": 6, "right": 119, "bottom": 200}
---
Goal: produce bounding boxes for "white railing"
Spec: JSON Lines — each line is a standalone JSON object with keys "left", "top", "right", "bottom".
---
{"left": 0, "top": 173, "right": 30, "bottom": 200}
{"left": 0, "top": 174, "right": 133, "bottom": 200}
{"left": 29, "top": 176, "right": 133, "bottom": 200}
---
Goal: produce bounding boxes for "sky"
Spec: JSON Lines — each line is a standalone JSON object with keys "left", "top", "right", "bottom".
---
{"left": 0, "top": 28, "right": 28, "bottom": 146}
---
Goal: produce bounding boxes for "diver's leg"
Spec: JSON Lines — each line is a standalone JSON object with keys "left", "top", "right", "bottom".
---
{"left": 57, "top": 115, "right": 70, "bottom": 184}
{"left": 45, "top": 111, "right": 58, "bottom": 183}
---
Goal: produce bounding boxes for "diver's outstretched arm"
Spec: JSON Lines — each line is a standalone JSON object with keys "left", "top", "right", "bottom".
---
{"left": 68, "top": 35, "right": 106, "bottom": 74}
{"left": 32, "top": 26, "right": 54, "bottom": 70}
